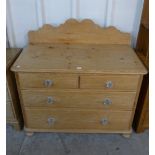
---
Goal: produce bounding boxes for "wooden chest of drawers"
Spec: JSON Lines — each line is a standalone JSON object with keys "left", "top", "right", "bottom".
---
{"left": 11, "top": 19, "right": 147, "bottom": 136}
{"left": 6, "top": 48, "right": 23, "bottom": 129}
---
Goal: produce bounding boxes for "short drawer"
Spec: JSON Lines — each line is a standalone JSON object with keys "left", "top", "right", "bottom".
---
{"left": 17, "top": 73, "right": 78, "bottom": 89}
{"left": 25, "top": 108, "right": 132, "bottom": 131}
{"left": 80, "top": 75, "right": 140, "bottom": 91}
{"left": 21, "top": 90, "right": 136, "bottom": 110}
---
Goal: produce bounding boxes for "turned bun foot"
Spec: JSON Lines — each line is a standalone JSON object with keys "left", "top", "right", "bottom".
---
{"left": 122, "top": 133, "right": 131, "bottom": 138}
{"left": 26, "top": 132, "right": 34, "bottom": 136}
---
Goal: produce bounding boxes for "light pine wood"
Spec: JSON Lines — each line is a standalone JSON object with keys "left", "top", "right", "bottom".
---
{"left": 24, "top": 108, "right": 132, "bottom": 131}
{"left": 17, "top": 73, "right": 78, "bottom": 89}
{"left": 24, "top": 127, "right": 132, "bottom": 134}
{"left": 128, "top": 75, "right": 143, "bottom": 129}
{"left": 28, "top": 19, "right": 131, "bottom": 45}
{"left": 80, "top": 75, "right": 140, "bottom": 91}
{"left": 11, "top": 44, "right": 147, "bottom": 74}
{"left": 11, "top": 19, "right": 147, "bottom": 135}
{"left": 15, "top": 72, "right": 30, "bottom": 130}
{"left": 21, "top": 90, "right": 136, "bottom": 110}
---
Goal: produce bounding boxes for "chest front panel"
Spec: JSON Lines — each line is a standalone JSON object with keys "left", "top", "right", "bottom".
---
{"left": 11, "top": 20, "right": 147, "bottom": 134}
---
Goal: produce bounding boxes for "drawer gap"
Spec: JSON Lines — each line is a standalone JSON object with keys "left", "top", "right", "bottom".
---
{"left": 78, "top": 76, "right": 80, "bottom": 89}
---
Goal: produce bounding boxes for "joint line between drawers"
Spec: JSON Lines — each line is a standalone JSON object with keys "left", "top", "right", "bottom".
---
{"left": 78, "top": 76, "right": 80, "bottom": 89}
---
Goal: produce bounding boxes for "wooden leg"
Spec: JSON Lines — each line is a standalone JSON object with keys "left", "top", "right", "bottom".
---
{"left": 7, "top": 122, "right": 22, "bottom": 131}
{"left": 26, "top": 132, "right": 34, "bottom": 136}
{"left": 12, "top": 123, "right": 21, "bottom": 131}
{"left": 122, "top": 133, "right": 131, "bottom": 138}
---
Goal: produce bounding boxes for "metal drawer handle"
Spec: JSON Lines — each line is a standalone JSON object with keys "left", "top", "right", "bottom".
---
{"left": 47, "top": 117, "right": 56, "bottom": 126}
{"left": 105, "top": 81, "right": 113, "bottom": 88}
{"left": 100, "top": 118, "right": 108, "bottom": 125}
{"left": 47, "top": 96, "right": 54, "bottom": 104}
{"left": 44, "top": 79, "right": 53, "bottom": 87}
{"left": 103, "top": 98, "right": 112, "bottom": 105}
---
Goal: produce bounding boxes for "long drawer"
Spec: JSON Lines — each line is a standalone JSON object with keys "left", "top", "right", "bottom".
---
{"left": 80, "top": 75, "right": 140, "bottom": 91}
{"left": 21, "top": 90, "right": 136, "bottom": 110}
{"left": 24, "top": 108, "right": 132, "bottom": 131}
{"left": 17, "top": 73, "right": 78, "bottom": 89}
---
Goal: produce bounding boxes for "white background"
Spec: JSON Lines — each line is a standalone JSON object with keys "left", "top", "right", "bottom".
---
{"left": 7, "top": 0, "right": 144, "bottom": 48}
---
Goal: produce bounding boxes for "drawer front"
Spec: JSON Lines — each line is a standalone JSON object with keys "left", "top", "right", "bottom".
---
{"left": 25, "top": 108, "right": 132, "bottom": 131}
{"left": 21, "top": 90, "right": 136, "bottom": 110}
{"left": 18, "top": 73, "right": 78, "bottom": 89}
{"left": 80, "top": 75, "right": 139, "bottom": 91}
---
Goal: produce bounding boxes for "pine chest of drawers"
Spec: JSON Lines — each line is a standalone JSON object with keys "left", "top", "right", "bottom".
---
{"left": 11, "top": 19, "right": 147, "bottom": 137}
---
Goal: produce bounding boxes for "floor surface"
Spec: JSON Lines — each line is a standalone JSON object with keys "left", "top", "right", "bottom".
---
{"left": 6, "top": 125, "right": 149, "bottom": 155}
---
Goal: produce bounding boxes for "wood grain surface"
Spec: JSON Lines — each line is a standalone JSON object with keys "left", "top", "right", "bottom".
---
{"left": 24, "top": 108, "right": 132, "bottom": 131}
{"left": 29, "top": 19, "right": 131, "bottom": 45}
{"left": 11, "top": 44, "right": 147, "bottom": 74}
{"left": 21, "top": 90, "right": 136, "bottom": 110}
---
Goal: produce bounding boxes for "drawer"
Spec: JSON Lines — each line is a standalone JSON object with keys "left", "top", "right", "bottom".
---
{"left": 25, "top": 108, "right": 132, "bottom": 131}
{"left": 80, "top": 75, "right": 140, "bottom": 91}
{"left": 17, "top": 73, "right": 78, "bottom": 89}
{"left": 21, "top": 90, "right": 136, "bottom": 110}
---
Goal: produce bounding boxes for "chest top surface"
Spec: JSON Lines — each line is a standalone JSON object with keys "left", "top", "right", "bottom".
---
{"left": 11, "top": 19, "right": 147, "bottom": 74}
{"left": 11, "top": 44, "right": 147, "bottom": 74}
